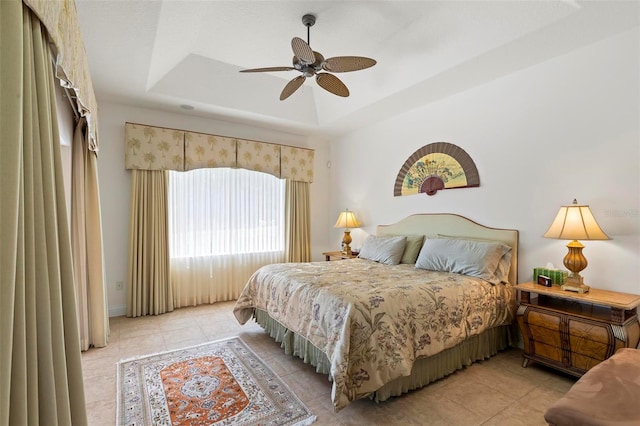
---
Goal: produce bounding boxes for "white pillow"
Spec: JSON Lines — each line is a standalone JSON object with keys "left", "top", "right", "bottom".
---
{"left": 358, "top": 235, "right": 407, "bottom": 265}
{"left": 415, "top": 238, "right": 512, "bottom": 284}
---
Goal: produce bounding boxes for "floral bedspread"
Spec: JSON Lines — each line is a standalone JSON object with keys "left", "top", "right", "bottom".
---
{"left": 233, "top": 259, "right": 516, "bottom": 410}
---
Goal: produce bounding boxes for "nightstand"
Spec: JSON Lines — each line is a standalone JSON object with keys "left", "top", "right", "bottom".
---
{"left": 516, "top": 282, "right": 640, "bottom": 377}
{"left": 322, "top": 251, "right": 358, "bottom": 261}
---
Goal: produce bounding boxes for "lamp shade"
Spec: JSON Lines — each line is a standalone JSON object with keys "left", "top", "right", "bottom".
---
{"left": 334, "top": 210, "right": 361, "bottom": 229}
{"left": 543, "top": 199, "right": 609, "bottom": 241}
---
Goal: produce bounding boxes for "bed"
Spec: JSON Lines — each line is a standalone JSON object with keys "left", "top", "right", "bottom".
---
{"left": 233, "top": 214, "right": 519, "bottom": 411}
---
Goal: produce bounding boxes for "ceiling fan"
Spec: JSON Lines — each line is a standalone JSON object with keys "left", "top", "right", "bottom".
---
{"left": 239, "top": 14, "right": 377, "bottom": 100}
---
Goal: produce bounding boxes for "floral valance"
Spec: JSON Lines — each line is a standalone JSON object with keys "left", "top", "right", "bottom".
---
{"left": 125, "top": 123, "right": 314, "bottom": 183}
{"left": 24, "top": 0, "right": 99, "bottom": 150}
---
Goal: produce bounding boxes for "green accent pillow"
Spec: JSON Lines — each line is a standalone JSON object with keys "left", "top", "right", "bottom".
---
{"left": 397, "top": 234, "right": 426, "bottom": 264}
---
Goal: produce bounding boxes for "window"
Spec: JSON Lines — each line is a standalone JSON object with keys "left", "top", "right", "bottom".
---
{"left": 168, "top": 168, "right": 286, "bottom": 307}
{"left": 169, "top": 168, "right": 285, "bottom": 258}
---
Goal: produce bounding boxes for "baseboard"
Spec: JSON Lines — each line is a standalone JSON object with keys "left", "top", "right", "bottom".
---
{"left": 109, "top": 304, "right": 126, "bottom": 317}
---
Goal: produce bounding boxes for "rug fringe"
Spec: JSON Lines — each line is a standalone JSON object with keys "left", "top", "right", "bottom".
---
{"left": 116, "top": 336, "right": 240, "bottom": 364}
{"left": 293, "top": 414, "right": 318, "bottom": 426}
{"left": 115, "top": 358, "right": 122, "bottom": 425}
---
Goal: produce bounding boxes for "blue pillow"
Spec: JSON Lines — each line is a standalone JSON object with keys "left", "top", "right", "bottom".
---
{"left": 358, "top": 235, "right": 408, "bottom": 265}
{"left": 415, "top": 238, "right": 511, "bottom": 284}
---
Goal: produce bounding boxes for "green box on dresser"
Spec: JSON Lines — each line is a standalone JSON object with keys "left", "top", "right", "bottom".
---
{"left": 533, "top": 267, "right": 568, "bottom": 285}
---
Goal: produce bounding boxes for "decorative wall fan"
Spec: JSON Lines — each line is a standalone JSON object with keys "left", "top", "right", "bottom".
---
{"left": 240, "top": 14, "right": 376, "bottom": 100}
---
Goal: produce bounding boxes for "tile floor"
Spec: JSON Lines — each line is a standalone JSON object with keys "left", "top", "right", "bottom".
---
{"left": 82, "top": 301, "right": 576, "bottom": 425}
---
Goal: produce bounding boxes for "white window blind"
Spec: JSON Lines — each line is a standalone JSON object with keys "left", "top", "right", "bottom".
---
{"left": 168, "top": 168, "right": 285, "bottom": 307}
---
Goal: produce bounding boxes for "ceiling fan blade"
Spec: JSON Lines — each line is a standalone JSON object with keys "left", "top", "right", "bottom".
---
{"left": 291, "top": 37, "right": 315, "bottom": 64}
{"left": 323, "top": 56, "right": 377, "bottom": 73}
{"left": 280, "top": 75, "right": 306, "bottom": 100}
{"left": 316, "top": 73, "right": 349, "bottom": 97}
{"left": 313, "top": 51, "right": 325, "bottom": 67}
{"left": 240, "top": 66, "right": 295, "bottom": 73}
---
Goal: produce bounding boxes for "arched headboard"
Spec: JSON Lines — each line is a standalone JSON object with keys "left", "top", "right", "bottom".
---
{"left": 377, "top": 213, "right": 519, "bottom": 284}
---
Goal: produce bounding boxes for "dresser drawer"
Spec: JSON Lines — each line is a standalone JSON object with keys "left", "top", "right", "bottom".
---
{"left": 570, "top": 336, "right": 609, "bottom": 360}
{"left": 526, "top": 310, "right": 562, "bottom": 347}
{"left": 568, "top": 318, "right": 612, "bottom": 361}
{"left": 568, "top": 319, "right": 610, "bottom": 345}
{"left": 571, "top": 353, "right": 604, "bottom": 372}
{"left": 531, "top": 341, "right": 563, "bottom": 363}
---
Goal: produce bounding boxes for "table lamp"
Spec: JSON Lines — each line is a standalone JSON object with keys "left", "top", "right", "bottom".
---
{"left": 543, "top": 199, "right": 609, "bottom": 293}
{"left": 334, "top": 209, "right": 361, "bottom": 255}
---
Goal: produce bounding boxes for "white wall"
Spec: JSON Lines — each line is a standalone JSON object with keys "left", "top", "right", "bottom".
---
{"left": 330, "top": 28, "right": 640, "bottom": 294}
{"left": 96, "top": 103, "right": 331, "bottom": 316}
{"left": 56, "top": 84, "right": 75, "bottom": 223}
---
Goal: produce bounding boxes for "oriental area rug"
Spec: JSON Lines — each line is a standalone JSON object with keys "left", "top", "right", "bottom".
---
{"left": 117, "top": 337, "right": 316, "bottom": 426}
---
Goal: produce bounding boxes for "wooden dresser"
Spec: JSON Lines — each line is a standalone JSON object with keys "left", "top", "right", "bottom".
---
{"left": 516, "top": 282, "right": 640, "bottom": 377}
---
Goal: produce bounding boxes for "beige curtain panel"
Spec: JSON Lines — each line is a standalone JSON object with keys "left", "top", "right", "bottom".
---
{"left": 124, "top": 122, "right": 315, "bottom": 183}
{"left": 0, "top": 2, "right": 87, "bottom": 424}
{"left": 127, "top": 170, "right": 174, "bottom": 317}
{"left": 285, "top": 181, "right": 312, "bottom": 263}
{"left": 71, "top": 117, "right": 110, "bottom": 350}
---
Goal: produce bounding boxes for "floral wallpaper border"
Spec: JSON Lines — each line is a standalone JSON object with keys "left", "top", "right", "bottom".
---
{"left": 125, "top": 123, "right": 314, "bottom": 183}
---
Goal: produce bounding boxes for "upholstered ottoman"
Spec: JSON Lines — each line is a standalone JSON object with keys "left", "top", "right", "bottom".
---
{"left": 544, "top": 348, "right": 640, "bottom": 426}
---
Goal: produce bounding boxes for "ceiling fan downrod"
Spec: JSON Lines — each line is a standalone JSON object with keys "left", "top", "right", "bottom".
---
{"left": 302, "top": 14, "right": 316, "bottom": 46}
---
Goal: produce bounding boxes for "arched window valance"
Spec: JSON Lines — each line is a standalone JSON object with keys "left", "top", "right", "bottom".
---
{"left": 124, "top": 122, "right": 314, "bottom": 183}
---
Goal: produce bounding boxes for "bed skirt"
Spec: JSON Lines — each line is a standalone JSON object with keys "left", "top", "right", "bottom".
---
{"left": 254, "top": 308, "right": 513, "bottom": 403}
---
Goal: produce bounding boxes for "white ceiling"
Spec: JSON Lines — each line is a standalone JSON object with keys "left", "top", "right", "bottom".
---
{"left": 75, "top": 0, "right": 639, "bottom": 137}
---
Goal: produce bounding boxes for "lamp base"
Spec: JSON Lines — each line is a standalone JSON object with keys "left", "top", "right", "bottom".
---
{"left": 560, "top": 284, "right": 590, "bottom": 293}
{"left": 561, "top": 275, "right": 590, "bottom": 293}
{"left": 341, "top": 230, "right": 353, "bottom": 256}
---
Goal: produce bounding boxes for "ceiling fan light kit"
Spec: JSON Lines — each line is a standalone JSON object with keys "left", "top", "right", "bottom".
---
{"left": 240, "top": 14, "right": 377, "bottom": 100}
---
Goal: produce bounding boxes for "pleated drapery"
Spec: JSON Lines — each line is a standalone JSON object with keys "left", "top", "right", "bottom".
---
{"left": 127, "top": 170, "right": 173, "bottom": 317}
{"left": 169, "top": 168, "right": 286, "bottom": 308}
{"left": 71, "top": 117, "right": 109, "bottom": 350}
{"left": 285, "top": 180, "right": 311, "bottom": 263}
{"left": 0, "top": 2, "right": 87, "bottom": 424}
